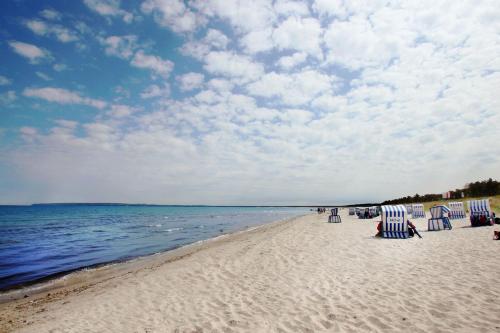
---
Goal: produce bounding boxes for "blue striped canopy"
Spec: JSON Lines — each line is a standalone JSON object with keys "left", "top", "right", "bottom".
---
{"left": 449, "top": 202, "right": 465, "bottom": 219}
{"left": 468, "top": 199, "right": 491, "bottom": 214}
{"left": 430, "top": 205, "right": 450, "bottom": 218}
{"left": 381, "top": 205, "right": 408, "bottom": 239}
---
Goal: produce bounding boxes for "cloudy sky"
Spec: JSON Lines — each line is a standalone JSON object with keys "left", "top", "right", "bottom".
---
{"left": 0, "top": 0, "right": 499, "bottom": 205}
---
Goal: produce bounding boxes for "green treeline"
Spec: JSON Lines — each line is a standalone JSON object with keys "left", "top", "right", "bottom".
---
{"left": 382, "top": 178, "right": 500, "bottom": 205}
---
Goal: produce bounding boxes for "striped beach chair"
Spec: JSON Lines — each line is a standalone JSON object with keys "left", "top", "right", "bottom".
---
{"left": 412, "top": 204, "right": 425, "bottom": 218}
{"left": 405, "top": 204, "right": 413, "bottom": 214}
{"left": 381, "top": 205, "right": 409, "bottom": 238}
{"left": 328, "top": 208, "right": 341, "bottom": 223}
{"left": 428, "top": 205, "right": 452, "bottom": 231}
{"left": 348, "top": 207, "right": 355, "bottom": 216}
{"left": 355, "top": 207, "right": 361, "bottom": 217}
{"left": 369, "top": 206, "right": 377, "bottom": 217}
{"left": 448, "top": 202, "right": 466, "bottom": 219}
{"left": 358, "top": 207, "right": 370, "bottom": 219}
{"left": 468, "top": 199, "right": 494, "bottom": 226}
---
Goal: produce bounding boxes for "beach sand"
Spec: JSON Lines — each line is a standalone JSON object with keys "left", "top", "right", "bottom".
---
{"left": 1, "top": 211, "right": 500, "bottom": 332}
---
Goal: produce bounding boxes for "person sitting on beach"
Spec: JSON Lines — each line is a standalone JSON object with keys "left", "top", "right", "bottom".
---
{"left": 407, "top": 220, "right": 416, "bottom": 237}
{"left": 375, "top": 221, "right": 383, "bottom": 237}
{"left": 471, "top": 214, "right": 479, "bottom": 226}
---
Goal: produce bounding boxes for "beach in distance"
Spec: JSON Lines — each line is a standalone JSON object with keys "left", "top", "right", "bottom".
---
{"left": 2, "top": 209, "right": 500, "bottom": 332}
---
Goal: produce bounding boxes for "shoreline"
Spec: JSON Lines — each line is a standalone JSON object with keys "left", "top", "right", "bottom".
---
{"left": 0, "top": 212, "right": 309, "bottom": 304}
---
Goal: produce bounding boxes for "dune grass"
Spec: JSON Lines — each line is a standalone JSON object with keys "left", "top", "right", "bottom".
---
{"left": 419, "top": 194, "right": 500, "bottom": 213}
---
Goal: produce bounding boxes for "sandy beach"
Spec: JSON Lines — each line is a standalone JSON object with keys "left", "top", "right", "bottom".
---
{"left": 2, "top": 210, "right": 500, "bottom": 332}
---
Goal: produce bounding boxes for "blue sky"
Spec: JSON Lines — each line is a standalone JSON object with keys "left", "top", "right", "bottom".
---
{"left": 0, "top": 0, "right": 499, "bottom": 205}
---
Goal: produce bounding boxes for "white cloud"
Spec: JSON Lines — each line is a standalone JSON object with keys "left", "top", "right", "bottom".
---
{"left": 54, "top": 119, "right": 78, "bottom": 129}
{"left": 108, "top": 104, "right": 138, "bottom": 118}
{"left": 24, "top": 19, "right": 79, "bottom": 43}
{"left": 35, "top": 72, "right": 52, "bottom": 81}
{"left": 247, "top": 70, "right": 337, "bottom": 105}
{"left": 323, "top": 13, "right": 416, "bottom": 70}
{"left": 23, "top": 87, "right": 107, "bottom": 109}
{"left": 207, "top": 78, "right": 234, "bottom": 92}
{"left": 203, "top": 51, "right": 264, "bottom": 82}
{"left": 83, "top": 0, "right": 134, "bottom": 23}
{"left": 53, "top": 63, "right": 68, "bottom": 72}
{"left": 312, "top": 0, "right": 392, "bottom": 20}
{"left": 131, "top": 51, "right": 174, "bottom": 78}
{"left": 277, "top": 52, "right": 307, "bottom": 70}
{"left": 100, "top": 35, "right": 138, "bottom": 59}
{"left": 193, "top": 0, "right": 276, "bottom": 33}
{"left": 239, "top": 29, "right": 274, "bottom": 54}
{"left": 75, "top": 21, "right": 92, "bottom": 35}
{"left": 9, "top": 41, "right": 51, "bottom": 64}
{"left": 0, "top": 76, "right": 11, "bottom": 86}
{"left": 177, "top": 72, "right": 204, "bottom": 91}
{"left": 140, "top": 84, "right": 170, "bottom": 99}
{"left": 20, "top": 127, "right": 38, "bottom": 136}
{"left": 312, "top": 0, "right": 349, "bottom": 19}
{"left": 180, "top": 29, "right": 229, "bottom": 60}
{"left": 272, "top": 16, "right": 323, "bottom": 59}
{"left": 274, "top": 0, "right": 310, "bottom": 17}
{"left": 0, "top": 91, "right": 17, "bottom": 105}
{"left": 238, "top": 15, "right": 323, "bottom": 57}
{"left": 40, "top": 9, "right": 62, "bottom": 20}
{"left": 141, "top": 0, "right": 204, "bottom": 33}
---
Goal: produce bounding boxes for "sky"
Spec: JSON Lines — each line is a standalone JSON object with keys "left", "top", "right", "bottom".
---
{"left": 0, "top": 0, "right": 499, "bottom": 205}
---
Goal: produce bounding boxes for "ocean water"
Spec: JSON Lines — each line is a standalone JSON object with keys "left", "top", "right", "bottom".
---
{"left": 0, "top": 205, "right": 308, "bottom": 291}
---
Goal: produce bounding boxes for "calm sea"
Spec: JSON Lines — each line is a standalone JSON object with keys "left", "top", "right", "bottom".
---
{"left": 0, "top": 205, "right": 308, "bottom": 290}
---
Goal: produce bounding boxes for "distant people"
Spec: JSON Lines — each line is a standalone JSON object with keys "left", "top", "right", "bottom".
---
{"left": 376, "top": 221, "right": 383, "bottom": 237}
{"left": 471, "top": 214, "right": 479, "bottom": 226}
{"left": 407, "top": 220, "right": 416, "bottom": 237}
{"left": 479, "top": 214, "right": 487, "bottom": 226}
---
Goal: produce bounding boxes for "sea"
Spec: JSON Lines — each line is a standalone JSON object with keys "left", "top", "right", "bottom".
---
{"left": 0, "top": 204, "right": 309, "bottom": 291}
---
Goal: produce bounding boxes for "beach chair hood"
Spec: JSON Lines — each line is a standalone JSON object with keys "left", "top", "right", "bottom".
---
{"left": 428, "top": 205, "right": 452, "bottom": 231}
{"left": 381, "top": 205, "right": 408, "bottom": 238}
{"left": 412, "top": 204, "right": 425, "bottom": 218}
{"left": 468, "top": 199, "right": 491, "bottom": 216}
{"left": 449, "top": 202, "right": 466, "bottom": 219}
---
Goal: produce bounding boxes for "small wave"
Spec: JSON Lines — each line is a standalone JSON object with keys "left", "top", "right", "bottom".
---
{"left": 165, "top": 227, "right": 183, "bottom": 233}
{"left": 147, "top": 224, "right": 162, "bottom": 228}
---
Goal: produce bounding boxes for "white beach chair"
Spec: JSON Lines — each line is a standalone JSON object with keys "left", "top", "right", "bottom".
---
{"left": 448, "top": 201, "right": 466, "bottom": 220}
{"left": 381, "top": 205, "right": 409, "bottom": 238}
{"left": 328, "top": 208, "right": 341, "bottom": 223}
{"left": 428, "top": 205, "right": 452, "bottom": 231}
{"left": 348, "top": 207, "right": 355, "bottom": 215}
{"left": 405, "top": 204, "right": 413, "bottom": 214}
{"left": 358, "top": 207, "right": 370, "bottom": 219}
{"left": 411, "top": 204, "right": 425, "bottom": 218}
{"left": 369, "top": 206, "right": 377, "bottom": 217}
{"left": 468, "top": 199, "right": 494, "bottom": 226}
